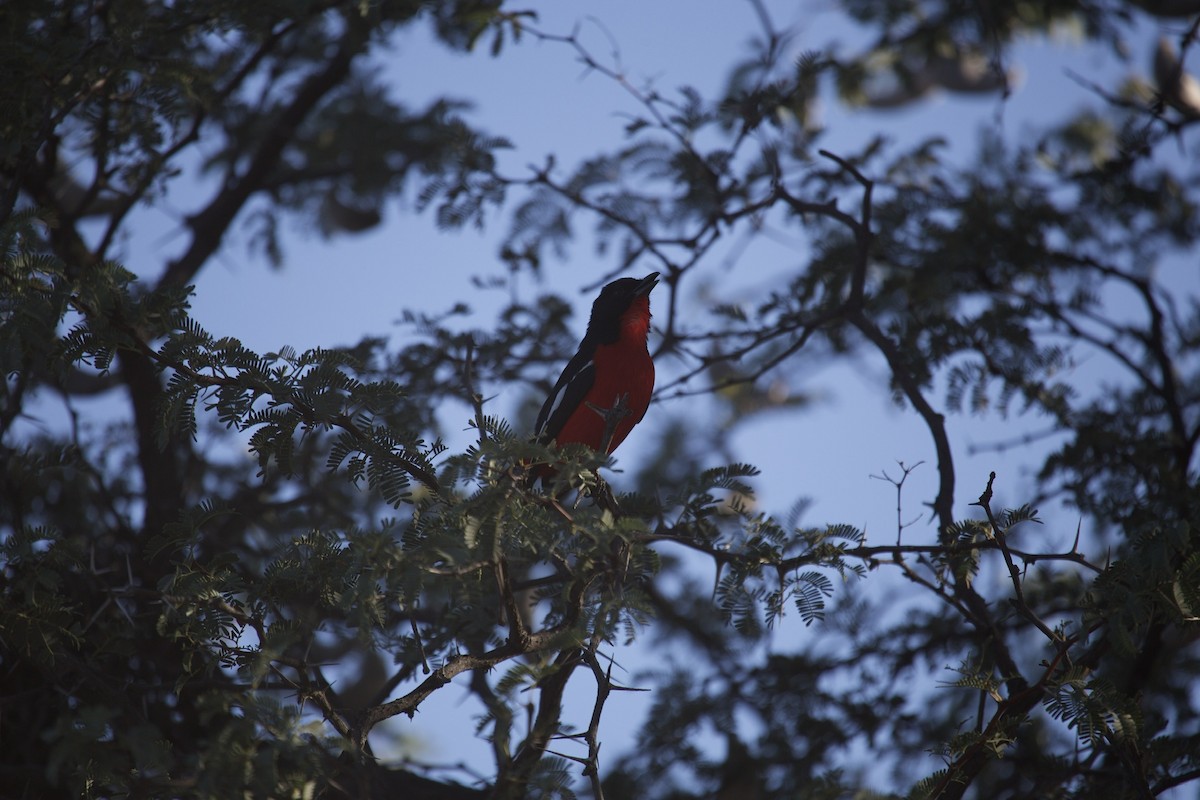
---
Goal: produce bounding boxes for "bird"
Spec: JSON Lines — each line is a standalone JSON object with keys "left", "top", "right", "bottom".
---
{"left": 533, "top": 273, "right": 659, "bottom": 465}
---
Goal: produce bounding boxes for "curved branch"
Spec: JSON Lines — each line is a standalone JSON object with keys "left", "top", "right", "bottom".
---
{"left": 95, "top": 19, "right": 304, "bottom": 261}
{"left": 493, "top": 649, "right": 582, "bottom": 799}
{"left": 156, "top": 15, "right": 368, "bottom": 292}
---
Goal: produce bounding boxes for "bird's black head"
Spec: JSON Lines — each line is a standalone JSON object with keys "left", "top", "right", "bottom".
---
{"left": 586, "top": 272, "right": 659, "bottom": 343}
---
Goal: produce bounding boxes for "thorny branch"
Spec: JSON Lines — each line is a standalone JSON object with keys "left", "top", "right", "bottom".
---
{"left": 584, "top": 393, "right": 633, "bottom": 516}
{"left": 639, "top": 525, "right": 1103, "bottom": 576}
{"left": 971, "top": 471, "right": 1062, "bottom": 644}
{"left": 578, "top": 652, "right": 615, "bottom": 800}
{"left": 356, "top": 586, "right": 587, "bottom": 750}
{"left": 589, "top": 392, "right": 632, "bottom": 456}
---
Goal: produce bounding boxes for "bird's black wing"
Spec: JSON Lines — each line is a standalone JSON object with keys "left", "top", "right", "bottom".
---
{"left": 534, "top": 341, "right": 596, "bottom": 443}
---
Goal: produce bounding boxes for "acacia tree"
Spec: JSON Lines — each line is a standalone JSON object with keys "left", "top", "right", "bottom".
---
{"left": 3, "top": 1, "right": 1200, "bottom": 799}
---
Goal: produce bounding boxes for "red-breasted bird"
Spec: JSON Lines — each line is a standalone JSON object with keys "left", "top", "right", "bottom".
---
{"left": 534, "top": 273, "right": 659, "bottom": 462}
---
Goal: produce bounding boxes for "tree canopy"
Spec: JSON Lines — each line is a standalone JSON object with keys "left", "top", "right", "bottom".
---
{"left": 2, "top": 1, "right": 1200, "bottom": 798}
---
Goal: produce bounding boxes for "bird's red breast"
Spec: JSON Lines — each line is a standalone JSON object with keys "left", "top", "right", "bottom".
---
{"left": 554, "top": 297, "right": 654, "bottom": 454}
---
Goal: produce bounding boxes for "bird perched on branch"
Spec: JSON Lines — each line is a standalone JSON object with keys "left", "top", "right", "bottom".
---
{"left": 534, "top": 273, "right": 659, "bottom": 463}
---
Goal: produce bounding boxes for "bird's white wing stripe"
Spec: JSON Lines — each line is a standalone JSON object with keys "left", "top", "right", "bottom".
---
{"left": 537, "top": 359, "right": 593, "bottom": 435}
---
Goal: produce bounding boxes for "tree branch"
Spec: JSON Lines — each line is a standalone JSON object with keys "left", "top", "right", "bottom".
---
{"left": 156, "top": 15, "right": 367, "bottom": 292}
{"left": 971, "top": 471, "right": 1062, "bottom": 644}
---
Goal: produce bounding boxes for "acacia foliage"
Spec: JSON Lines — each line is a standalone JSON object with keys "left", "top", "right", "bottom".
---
{"left": 3, "top": 1, "right": 1200, "bottom": 799}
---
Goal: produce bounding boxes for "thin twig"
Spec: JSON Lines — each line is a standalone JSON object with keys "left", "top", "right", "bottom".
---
{"left": 971, "top": 472, "right": 1062, "bottom": 644}
{"left": 870, "top": 460, "right": 925, "bottom": 546}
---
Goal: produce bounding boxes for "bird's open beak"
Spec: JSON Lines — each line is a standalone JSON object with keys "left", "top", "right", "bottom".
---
{"left": 635, "top": 272, "right": 660, "bottom": 296}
